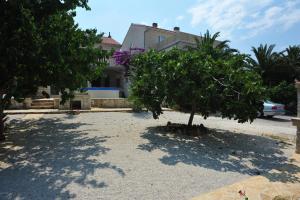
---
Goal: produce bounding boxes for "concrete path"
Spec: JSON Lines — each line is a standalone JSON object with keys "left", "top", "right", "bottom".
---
{"left": 4, "top": 108, "right": 133, "bottom": 115}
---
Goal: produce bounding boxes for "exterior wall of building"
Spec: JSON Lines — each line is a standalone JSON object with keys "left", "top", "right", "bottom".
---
{"left": 161, "top": 41, "right": 197, "bottom": 51}
{"left": 91, "top": 69, "right": 124, "bottom": 88}
{"left": 90, "top": 67, "right": 125, "bottom": 98}
{"left": 144, "top": 29, "right": 174, "bottom": 50}
{"left": 89, "top": 35, "right": 126, "bottom": 98}
{"left": 121, "top": 24, "right": 206, "bottom": 98}
{"left": 100, "top": 43, "right": 121, "bottom": 51}
{"left": 154, "top": 32, "right": 201, "bottom": 51}
{"left": 121, "top": 24, "right": 147, "bottom": 50}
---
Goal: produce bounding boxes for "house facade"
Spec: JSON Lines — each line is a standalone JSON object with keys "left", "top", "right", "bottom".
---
{"left": 10, "top": 23, "right": 203, "bottom": 110}
{"left": 85, "top": 33, "right": 127, "bottom": 98}
{"left": 119, "top": 23, "right": 203, "bottom": 97}
{"left": 51, "top": 23, "right": 202, "bottom": 100}
{"left": 122, "top": 23, "right": 202, "bottom": 52}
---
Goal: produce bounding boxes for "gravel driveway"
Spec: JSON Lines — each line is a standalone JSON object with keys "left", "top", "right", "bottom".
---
{"left": 0, "top": 112, "right": 298, "bottom": 200}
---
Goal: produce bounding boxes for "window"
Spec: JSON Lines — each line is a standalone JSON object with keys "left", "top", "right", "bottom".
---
{"left": 158, "top": 35, "right": 166, "bottom": 43}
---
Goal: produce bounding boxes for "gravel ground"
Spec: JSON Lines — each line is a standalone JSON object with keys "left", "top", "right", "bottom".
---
{"left": 0, "top": 111, "right": 298, "bottom": 200}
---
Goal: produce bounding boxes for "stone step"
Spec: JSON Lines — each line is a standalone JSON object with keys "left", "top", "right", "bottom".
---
{"left": 32, "top": 99, "right": 54, "bottom": 103}
{"left": 31, "top": 102, "right": 54, "bottom": 106}
{"left": 31, "top": 99, "right": 55, "bottom": 109}
{"left": 30, "top": 105, "right": 55, "bottom": 109}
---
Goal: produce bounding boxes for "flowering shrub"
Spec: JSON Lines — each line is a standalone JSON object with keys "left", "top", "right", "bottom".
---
{"left": 113, "top": 48, "right": 145, "bottom": 66}
{"left": 239, "top": 190, "right": 249, "bottom": 200}
{"left": 113, "top": 51, "right": 130, "bottom": 65}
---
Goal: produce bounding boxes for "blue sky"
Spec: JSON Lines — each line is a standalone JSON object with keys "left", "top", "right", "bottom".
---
{"left": 75, "top": 0, "right": 300, "bottom": 54}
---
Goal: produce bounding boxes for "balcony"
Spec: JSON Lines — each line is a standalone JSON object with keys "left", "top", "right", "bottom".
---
{"left": 149, "top": 32, "right": 200, "bottom": 51}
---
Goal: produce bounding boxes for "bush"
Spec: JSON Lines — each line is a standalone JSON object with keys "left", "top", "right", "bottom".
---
{"left": 269, "top": 81, "right": 296, "bottom": 115}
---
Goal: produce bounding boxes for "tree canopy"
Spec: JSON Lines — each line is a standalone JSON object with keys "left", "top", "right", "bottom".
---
{"left": 251, "top": 44, "right": 297, "bottom": 86}
{"left": 0, "top": 0, "right": 109, "bottom": 139}
{"left": 251, "top": 44, "right": 300, "bottom": 114}
{"left": 130, "top": 31, "right": 265, "bottom": 126}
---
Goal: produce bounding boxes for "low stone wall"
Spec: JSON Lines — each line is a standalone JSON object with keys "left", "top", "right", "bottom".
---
{"left": 92, "top": 98, "right": 132, "bottom": 108}
{"left": 292, "top": 82, "right": 300, "bottom": 154}
{"left": 59, "top": 93, "right": 91, "bottom": 110}
{"left": 9, "top": 99, "right": 25, "bottom": 109}
{"left": 87, "top": 90, "right": 120, "bottom": 98}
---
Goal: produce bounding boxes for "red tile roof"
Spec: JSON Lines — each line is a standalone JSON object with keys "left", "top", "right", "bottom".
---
{"left": 101, "top": 37, "right": 121, "bottom": 46}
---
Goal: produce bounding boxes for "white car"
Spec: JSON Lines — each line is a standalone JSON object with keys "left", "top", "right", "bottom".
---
{"left": 261, "top": 100, "right": 285, "bottom": 117}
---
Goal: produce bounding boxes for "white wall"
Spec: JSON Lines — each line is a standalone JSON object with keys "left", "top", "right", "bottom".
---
{"left": 87, "top": 90, "right": 120, "bottom": 98}
{"left": 121, "top": 24, "right": 147, "bottom": 51}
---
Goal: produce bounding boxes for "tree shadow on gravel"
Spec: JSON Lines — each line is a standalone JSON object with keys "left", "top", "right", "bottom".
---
{"left": 0, "top": 117, "right": 125, "bottom": 200}
{"left": 131, "top": 111, "right": 153, "bottom": 119}
{"left": 138, "top": 126, "right": 300, "bottom": 183}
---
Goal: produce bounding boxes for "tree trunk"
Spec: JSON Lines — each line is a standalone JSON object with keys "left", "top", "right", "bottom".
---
{"left": 0, "top": 109, "right": 5, "bottom": 141}
{"left": 188, "top": 111, "right": 195, "bottom": 127}
{"left": 188, "top": 103, "right": 196, "bottom": 127}
{"left": 0, "top": 92, "right": 7, "bottom": 141}
{"left": 296, "top": 127, "right": 300, "bottom": 154}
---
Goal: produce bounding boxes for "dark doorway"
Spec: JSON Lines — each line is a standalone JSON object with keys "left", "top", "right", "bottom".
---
{"left": 105, "top": 76, "right": 110, "bottom": 87}
{"left": 71, "top": 101, "right": 81, "bottom": 110}
{"left": 116, "top": 78, "right": 121, "bottom": 88}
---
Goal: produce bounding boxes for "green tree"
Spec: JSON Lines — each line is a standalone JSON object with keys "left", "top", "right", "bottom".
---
{"left": 251, "top": 44, "right": 296, "bottom": 85}
{"left": 130, "top": 31, "right": 265, "bottom": 126}
{"left": 251, "top": 44, "right": 276, "bottom": 73}
{"left": 283, "top": 45, "right": 300, "bottom": 80}
{"left": 0, "top": 0, "right": 108, "bottom": 140}
{"left": 251, "top": 44, "right": 299, "bottom": 114}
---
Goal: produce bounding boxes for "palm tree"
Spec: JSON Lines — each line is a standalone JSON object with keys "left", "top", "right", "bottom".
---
{"left": 191, "top": 30, "right": 238, "bottom": 60}
{"left": 251, "top": 44, "right": 276, "bottom": 74}
{"left": 284, "top": 45, "right": 300, "bottom": 65}
{"left": 283, "top": 45, "right": 300, "bottom": 80}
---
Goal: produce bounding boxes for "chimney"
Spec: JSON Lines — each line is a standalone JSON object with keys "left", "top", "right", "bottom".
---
{"left": 108, "top": 32, "right": 111, "bottom": 38}
{"left": 174, "top": 27, "right": 180, "bottom": 31}
{"left": 152, "top": 23, "right": 158, "bottom": 28}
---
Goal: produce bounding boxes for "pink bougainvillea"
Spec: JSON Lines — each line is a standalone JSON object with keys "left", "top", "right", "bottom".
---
{"left": 113, "top": 48, "right": 145, "bottom": 66}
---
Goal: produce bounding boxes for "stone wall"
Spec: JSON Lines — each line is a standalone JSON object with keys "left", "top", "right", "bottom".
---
{"left": 297, "top": 83, "right": 300, "bottom": 117}
{"left": 9, "top": 99, "right": 25, "bottom": 109}
{"left": 92, "top": 98, "right": 132, "bottom": 108}
{"left": 87, "top": 90, "right": 120, "bottom": 99}
{"left": 292, "top": 82, "right": 300, "bottom": 154}
{"left": 36, "top": 86, "right": 51, "bottom": 98}
{"left": 59, "top": 93, "right": 91, "bottom": 110}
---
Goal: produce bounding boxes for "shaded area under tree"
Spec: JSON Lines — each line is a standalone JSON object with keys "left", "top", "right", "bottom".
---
{"left": 0, "top": 117, "right": 125, "bottom": 199}
{"left": 138, "top": 126, "right": 300, "bottom": 183}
